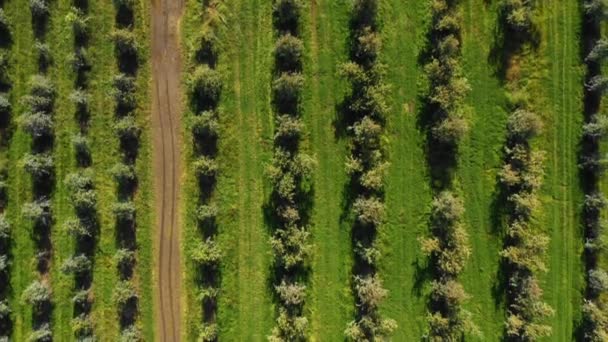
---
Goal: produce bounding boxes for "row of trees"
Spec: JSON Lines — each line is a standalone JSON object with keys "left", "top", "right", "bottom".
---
{"left": 419, "top": 1, "right": 474, "bottom": 340}
{"left": 61, "top": 1, "right": 98, "bottom": 340}
{"left": 268, "top": 1, "right": 314, "bottom": 341}
{"left": 112, "top": 1, "right": 142, "bottom": 340}
{"left": 580, "top": 1, "right": 608, "bottom": 340}
{"left": 0, "top": 5, "right": 11, "bottom": 340}
{"left": 186, "top": 1, "right": 224, "bottom": 340}
{"left": 498, "top": 1, "right": 553, "bottom": 339}
{"left": 341, "top": 1, "right": 395, "bottom": 340}
{"left": 20, "top": 1, "right": 56, "bottom": 339}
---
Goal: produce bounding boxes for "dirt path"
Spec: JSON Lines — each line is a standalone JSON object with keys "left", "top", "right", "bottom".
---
{"left": 151, "top": 0, "right": 184, "bottom": 340}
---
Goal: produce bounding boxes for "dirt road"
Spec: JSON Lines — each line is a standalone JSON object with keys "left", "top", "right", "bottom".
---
{"left": 151, "top": 0, "right": 184, "bottom": 340}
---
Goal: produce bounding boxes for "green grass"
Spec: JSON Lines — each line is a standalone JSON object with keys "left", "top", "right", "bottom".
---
{"left": 540, "top": 0, "right": 585, "bottom": 340}
{"left": 4, "top": 0, "right": 155, "bottom": 340}
{"left": 301, "top": 0, "right": 353, "bottom": 340}
{"left": 1, "top": 0, "right": 591, "bottom": 340}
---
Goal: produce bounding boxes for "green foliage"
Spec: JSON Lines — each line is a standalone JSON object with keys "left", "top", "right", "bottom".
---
{"left": 275, "top": 34, "right": 303, "bottom": 70}
{"left": 29, "top": 0, "right": 50, "bottom": 19}
{"left": 20, "top": 111, "right": 53, "bottom": 138}
{"left": 112, "top": 201, "right": 136, "bottom": 222}
{"left": 112, "top": 29, "right": 138, "bottom": 57}
{"left": 61, "top": 255, "right": 92, "bottom": 274}
{"left": 21, "top": 280, "right": 51, "bottom": 308}
{"left": 113, "top": 74, "right": 137, "bottom": 111}
{"left": 112, "top": 281, "right": 137, "bottom": 307}
{"left": 270, "top": 225, "right": 310, "bottom": 269}
{"left": 0, "top": 214, "right": 9, "bottom": 240}
{"left": 188, "top": 65, "right": 223, "bottom": 111}
{"left": 196, "top": 323, "right": 218, "bottom": 342}
{"left": 505, "top": 276, "right": 554, "bottom": 339}
{"left": 22, "top": 200, "right": 52, "bottom": 227}
{"left": 503, "top": 0, "right": 537, "bottom": 31}
{"left": 193, "top": 156, "right": 218, "bottom": 178}
{"left": 268, "top": 308, "right": 308, "bottom": 342}
{"left": 189, "top": 238, "right": 222, "bottom": 266}
{"left": 27, "top": 324, "right": 52, "bottom": 342}
{"left": 275, "top": 281, "right": 306, "bottom": 306}
{"left": 114, "top": 115, "right": 141, "bottom": 141}
{"left": 119, "top": 326, "right": 141, "bottom": 342}
{"left": 191, "top": 111, "right": 219, "bottom": 139}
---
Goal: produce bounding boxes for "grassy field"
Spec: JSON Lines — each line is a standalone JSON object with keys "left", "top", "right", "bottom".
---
{"left": 1, "top": 0, "right": 591, "bottom": 340}
{"left": 4, "top": 0, "right": 155, "bottom": 340}
{"left": 176, "top": 0, "right": 587, "bottom": 340}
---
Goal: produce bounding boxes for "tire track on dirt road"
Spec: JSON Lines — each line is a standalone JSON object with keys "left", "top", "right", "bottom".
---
{"left": 151, "top": 0, "right": 184, "bottom": 340}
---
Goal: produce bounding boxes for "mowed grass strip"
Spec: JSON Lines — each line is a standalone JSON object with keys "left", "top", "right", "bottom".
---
{"left": 540, "top": 0, "right": 584, "bottom": 339}
{"left": 300, "top": 0, "right": 353, "bottom": 340}
{"left": 215, "top": 0, "right": 274, "bottom": 340}
{"left": 376, "top": 0, "right": 431, "bottom": 339}
{"left": 458, "top": 0, "right": 509, "bottom": 339}
{"left": 4, "top": 0, "right": 36, "bottom": 339}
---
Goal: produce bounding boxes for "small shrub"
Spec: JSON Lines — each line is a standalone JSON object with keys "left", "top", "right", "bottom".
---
{"left": 275, "top": 280, "right": 306, "bottom": 306}
{"left": 193, "top": 156, "right": 218, "bottom": 179}
{"left": 0, "top": 214, "right": 9, "bottom": 240}
{"left": 272, "top": 72, "right": 304, "bottom": 113}
{"left": 114, "top": 248, "right": 135, "bottom": 270}
{"left": 71, "top": 314, "right": 93, "bottom": 337}
{"left": 110, "top": 163, "right": 137, "bottom": 188}
{"left": 21, "top": 280, "right": 51, "bottom": 308}
{"left": 112, "top": 29, "right": 138, "bottom": 58}
{"left": 272, "top": 0, "right": 302, "bottom": 33}
{"left": 197, "top": 323, "right": 218, "bottom": 342}
{"left": 27, "top": 324, "right": 52, "bottom": 342}
{"left": 70, "top": 47, "right": 90, "bottom": 74}
{"left": 64, "top": 219, "right": 92, "bottom": 237}
{"left": 72, "top": 134, "right": 91, "bottom": 163}
{"left": 190, "top": 238, "right": 221, "bottom": 266}
{"left": 188, "top": 65, "right": 222, "bottom": 112}
{"left": 112, "top": 201, "right": 136, "bottom": 223}
{"left": 113, "top": 74, "right": 137, "bottom": 112}
{"left": 0, "top": 94, "right": 10, "bottom": 118}
{"left": 114, "top": 116, "right": 141, "bottom": 141}
{"left": 191, "top": 111, "right": 219, "bottom": 139}
{"left": 0, "top": 9, "right": 11, "bottom": 42}
{"left": 588, "top": 269, "right": 608, "bottom": 295}
{"left": 275, "top": 34, "right": 303, "bottom": 71}
{"left": 113, "top": 280, "right": 137, "bottom": 307}
{"left": 61, "top": 254, "right": 91, "bottom": 275}
{"left": 20, "top": 112, "right": 53, "bottom": 138}
{"left": 35, "top": 42, "right": 52, "bottom": 70}
{"left": 270, "top": 226, "right": 310, "bottom": 269}
{"left": 22, "top": 200, "right": 52, "bottom": 227}
{"left": 29, "top": 0, "right": 50, "bottom": 20}
{"left": 65, "top": 171, "right": 93, "bottom": 192}
{"left": 353, "top": 196, "right": 384, "bottom": 227}
{"left": 120, "top": 326, "right": 141, "bottom": 342}
{"left": 196, "top": 204, "right": 218, "bottom": 226}
{"left": 507, "top": 109, "right": 543, "bottom": 140}
{"left": 111, "top": 163, "right": 137, "bottom": 188}
{"left": 268, "top": 308, "right": 307, "bottom": 342}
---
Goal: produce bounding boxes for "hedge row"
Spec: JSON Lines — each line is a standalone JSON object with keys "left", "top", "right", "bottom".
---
{"left": 497, "top": 1, "right": 553, "bottom": 339}
{"left": 60, "top": 1, "right": 98, "bottom": 340}
{"left": 580, "top": 1, "right": 608, "bottom": 340}
{"left": 19, "top": 1, "right": 56, "bottom": 340}
{"left": 419, "top": 0, "right": 474, "bottom": 340}
{"left": 186, "top": 1, "right": 224, "bottom": 340}
{"left": 112, "top": 1, "right": 142, "bottom": 340}
{"left": 0, "top": 4, "right": 11, "bottom": 340}
{"left": 340, "top": 1, "right": 395, "bottom": 340}
{"left": 267, "top": 1, "right": 315, "bottom": 341}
